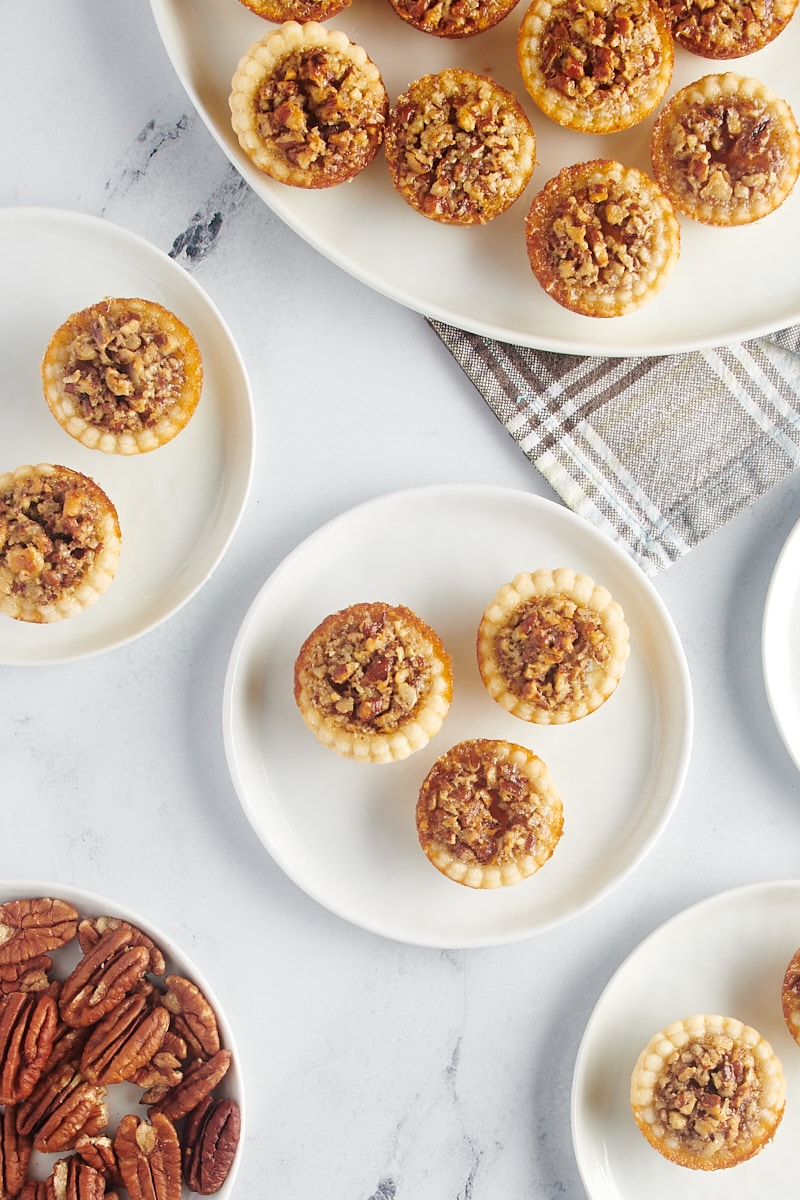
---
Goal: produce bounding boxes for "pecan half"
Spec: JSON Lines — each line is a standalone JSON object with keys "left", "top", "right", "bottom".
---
{"left": 77, "top": 919, "right": 165, "bottom": 977}
{"left": 114, "top": 1112, "right": 182, "bottom": 1200}
{"left": 47, "top": 1155, "right": 107, "bottom": 1200}
{"left": 182, "top": 1097, "right": 241, "bottom": 1195}
{"left": 1, "top": 1101, "right": 33, "bottom": 1197}
{"left": 0, "top": 899, "right": 78, "bottom": 967}
{"left": 59, "top": 929, "right": 150, "bottom": 1028}
{"left": 149, "top": 1051, "right": 232, "bottom": 1123}
{"left": 75, "top": 1133, "right": 123, "bottom": 1187}
{"left": 16, "top": 1058, "right": 108, "bottom": 1153}
{"left": 158, "top": 977, "right": 219, "bottom": 1060}
{"left": 0, "top": 991, "right": 58, "bottom": 1105}
{"left": 0, "top": 954, "right": 54, "bottom": 996}
{"left": 80, "top": 996, "right": 169, "bottom": 1085}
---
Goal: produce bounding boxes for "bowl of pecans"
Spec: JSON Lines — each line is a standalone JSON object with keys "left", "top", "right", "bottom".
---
{"left": 0, "top": 885, "right": 243, "bottom": 1199}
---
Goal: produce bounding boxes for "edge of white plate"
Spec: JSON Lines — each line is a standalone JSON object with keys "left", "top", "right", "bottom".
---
{"left": 222, "top": 483, "right": 693, "bottom": 948}
{"left": 569, "top": 878, "right": 800, "bottom": 1198}
{"left": 762, "top": 512, "right": 800, "bottom": 773}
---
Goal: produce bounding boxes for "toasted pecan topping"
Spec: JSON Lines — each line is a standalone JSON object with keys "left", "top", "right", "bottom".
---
{"left": 59, "top": 304, "right": 187, "bottom": 436}
{"left": 656, "top": 0, "right": 797, "bottom": 56}
{"left": 385, "top": 70, "right": 536, "bottom": 225}
{"left": 295, "top": 602, "right": 449, "bottom": 735}
{"left": 0, "top": 467, "right": 118, "bottom": 610}
{"left": 494, "top": 593, "right": 610, "bottom": 710}
{"left": 652, "top": 1033, "right": 764, "bottom": 1151}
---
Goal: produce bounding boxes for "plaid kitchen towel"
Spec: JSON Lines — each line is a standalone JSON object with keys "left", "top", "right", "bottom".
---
{"left": 430, "top": 320, "right": 800, "bottom": 576}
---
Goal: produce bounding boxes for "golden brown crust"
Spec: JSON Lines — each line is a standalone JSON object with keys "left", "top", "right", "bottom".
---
{"left": 416, "top": 739, "right": 564, "bottom": 888}
{"left": 651, "top": 74, "right": 800, "bottom": 227}
{"left": 384, "top": 69, "right": 536, "bottom": 225}
{"left": 293, "top": 601, "right": 453, "bottom": 762}
{"left": 237, "top": 0, "right": 351, "bottom": 20}
{"left": 385, "top": 0, "right": 522, "bottom": 37}
{"left": 477, "top": 567, "right": 629, "bottom": 723}
{"left": 229, "top": 22, "right": 388, "bottom": 188}
{"left": 516, "top": 0, "right": 673, "bottom": 134}
{"left": 524, "top": 159, "right": 680, "bottom": 317}
{"left": 0, "top": 464, "right": 121, "bottom": 624}
{"left": 630, "top": 1014, "right": 786, "bottom": 1170}
{"left": 655, "top": 0, "right": 798, "bottom": 57}
{"left": 41, "top": 297, "right": 203, "bottom": 455}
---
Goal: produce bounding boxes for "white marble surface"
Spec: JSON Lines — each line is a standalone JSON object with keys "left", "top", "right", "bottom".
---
{"left": 2, "top": 3, "right": 800, "bottom": 1197}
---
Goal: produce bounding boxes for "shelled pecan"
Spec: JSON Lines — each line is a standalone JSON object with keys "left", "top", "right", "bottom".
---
{"left": 0, "top": 992, "right": 59, "bottom": 1105}
{"left": 114, "top": 1112, "right": 182, "bottom": 1200}
{"left": 182, "top": 1097, "right": 241, "bottom": 1196}
{"left": 0, "top": 900, "right": 78, "bottom": 967}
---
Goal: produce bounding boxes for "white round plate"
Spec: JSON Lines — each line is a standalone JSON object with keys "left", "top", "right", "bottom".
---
{"left": 572, "top": 880, "right": 800, "bottom": 1198}
{"left": 223, "top": 484, "right": 692, "bottom": 948}
{"left": 148, "top": 0, "right": 800, "bottom": 356}
{"left": 0, "top": 879, "right": 244, "bottom": 1197}
{"left": 762, "top": 513, "right": 800, "bottom": 772}
{"left": 0, "top": 207, "right": 254, "bottom": 665}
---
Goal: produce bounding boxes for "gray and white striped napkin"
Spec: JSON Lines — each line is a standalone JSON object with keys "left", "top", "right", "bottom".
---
{"left": 430, "top": 320, "right": 800, "bottom": 576}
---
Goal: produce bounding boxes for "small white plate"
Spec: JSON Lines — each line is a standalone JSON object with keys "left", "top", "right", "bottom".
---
{"left": 0, "top": 207, "right": 254, "bottom": 665}
{"left": 572, "top": 880, "right": 800, "bottom": 1198}
{"left": 150, "top": 0, "right": 800, "bottom": 355}
{"left": 223, "top": 484, "right": 693, "bottom": 948}
{"left": 762, "top": 514, "right": 800, "bottom": 772}
{"left": 0, "top": 879, "right": 244, "bottom": 1197}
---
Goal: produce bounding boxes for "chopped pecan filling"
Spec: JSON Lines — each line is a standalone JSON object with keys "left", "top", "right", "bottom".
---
{"left": 304, "top": 606, "right": 435, "bottom": 734}
{"left": 254, "top": 48, "right": 385, "bottom": 172}
{"left": 665, "top": 99, "right": 785, "bottom": 204}
{"left": 420, "top": 744, "right": 545, "bottom": 866}
{"left": 61, "top": 308, "right": 187, "bottom": 435}
{"left": 494, "top": 594, "right": 609, "bottom": 709}
{"left": 539, "top": 0, "right": 665, "bottom": 103}
{"left": 659, "top": 0, "right": 782, "bottom": 50}
{"left": 0, "top": 472, "right": 107, "bottom": 605}
{"left": 392, "top": 0, "right": 505, "bottom": 32}
{"left": 655, "top": 1034, "right": 762, "bottom": 1152}
{"left": 390, "top": 75, "right": 530, "bottom": 221}
{"left": 544, "top": 179, "right": 655, "bottom": 293}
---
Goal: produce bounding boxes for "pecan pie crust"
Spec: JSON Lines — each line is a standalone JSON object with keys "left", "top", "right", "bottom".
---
{"left": 385, "top": 0, "right": 522, "bottom": 37}
{"left": 655, "top": 0, "right": 798, "bottom": 57}
{"left": 0, "top": 464, "right": 121, "bottom": 624}
{"left": 524, "top": 159, "right": 680, "bottom": 317}
{"left": 651, "top": 74, "right": 800, "bottom": 227}
{"left": 477, "top": 567, "right": 629, "bottom": 723}
{"left": 293, "top": 601, "right": 453, "bottom": 762}
{"left": 416, "top": 738, "right": 564, "bottom": 888}
{"left": 630, "top": 1014, "right": 786, "bottom": 1170}
{"left": 517, "top": 0, "right": 674, "bottom": 134}
{"left": 41, "top": 297, "right": 202, "bottom": 456}
{"left": 229, "top": 21, "right": 388, "bottom": 188}
{"left": 384, "top": 69, "right": 537, "bottom": 225}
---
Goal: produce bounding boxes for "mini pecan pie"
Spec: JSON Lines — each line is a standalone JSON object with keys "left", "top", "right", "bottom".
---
{"left": 656, "top": 0, "right": 798, "bottom": 56}
{"left": 630, "top": 1014, "right": 786, "bottom": 1170}
{"left": 229, "top": 21, "right": 388, "bottom": 188}
{"left": 0, "top": 464, "right": 121, "bottom": 624}
{"left": 41, "top": 298, "right": 202, "bottom": 456}
{"left": 384, "top": 0, "right": 522, "bottom": 37}
{"left": 237, "top": 0, "right": 351, "bottom": 20}
{"left": 384, "top": 70, "right": 536, "bottom": 225}
{"left": 416, "top": 738, "right": 564, "bottom": 888}
{"left": 780, "top": 946, "right": 800, "bottom": 1045}
{"left": 651, "top": 74, "right": 800, "bottom": 227}
{"left": 293, "top": 601, "right": 453, "bottom": 763}
{"left": 525, "top": 159, "right": 680, "bottom": 317}
{"left": 477, "top": 567, "right": 629, "bottom": 723}
{"left": 516, "top": 0, "right": 673, "bottom": 134}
